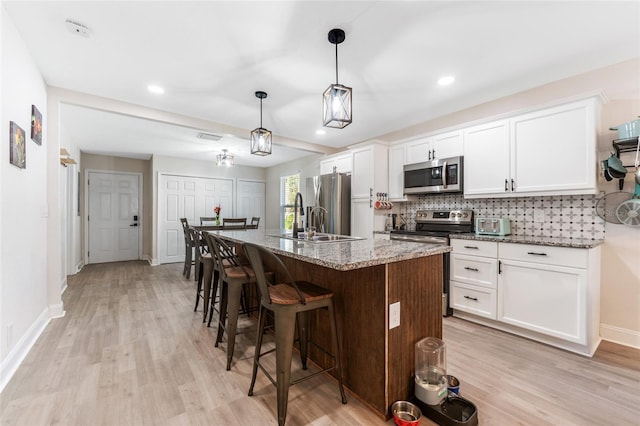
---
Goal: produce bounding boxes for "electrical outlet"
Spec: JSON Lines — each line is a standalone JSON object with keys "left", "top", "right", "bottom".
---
{"left": 389, "top": 302, "right": 400, "bottom": 329}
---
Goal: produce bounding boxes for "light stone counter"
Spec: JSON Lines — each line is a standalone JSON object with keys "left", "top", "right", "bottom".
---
{"left": 208, "top": 228, "right": 450, "bottom": 271}
{"left": 449, "top": 232, "right": 604, "bottom": 249}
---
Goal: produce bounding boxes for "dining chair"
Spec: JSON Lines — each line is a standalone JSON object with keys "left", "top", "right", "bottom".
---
{"left": 180, "top": 218, "right": 195, "bottom": 279}
{"left": 200, "top": 216, "right": 218, "bottom": 225}
{"left": 250, "top": 217, "right": 260, "bottom": 228}
{"left": 243, "top": 242, "right": 347, "bottom": 426}
{"left": 222, "top": 217, "right": 247, "bottom": 229}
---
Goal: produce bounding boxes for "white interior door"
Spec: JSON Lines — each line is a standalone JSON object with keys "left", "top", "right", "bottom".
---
{"left": 88, "top": 172, "right": 140, "bottom": 263}
{"left": 158, "top": 174, "right": 234, "bottom": 264}
{"left": 236, "top": 179, "right": 265, "bottom": 228}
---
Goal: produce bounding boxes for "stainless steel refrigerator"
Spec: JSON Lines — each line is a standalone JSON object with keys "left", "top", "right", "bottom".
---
{"left": 305, "top": 173, "right": 351, "bottom": 235}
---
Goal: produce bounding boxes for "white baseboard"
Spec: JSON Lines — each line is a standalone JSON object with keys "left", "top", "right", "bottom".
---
{"left": 75, "top": 260, "right": 84, "bottom": 274}
{"left": 147, "top": 256, "right": 159, "bottom": 266}
{"left": 600, "top": 323, "right": 640, "bottom": 349}
{"left": 49, "top": 302, "right": 65, "bottom": 319}
{"left": 0, "top": 308, "right": 50, "bottom": 392}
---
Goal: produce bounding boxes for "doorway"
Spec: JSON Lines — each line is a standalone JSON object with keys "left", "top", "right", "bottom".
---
{"left": 86, "top": 171, "right": 142, "bottom": 264}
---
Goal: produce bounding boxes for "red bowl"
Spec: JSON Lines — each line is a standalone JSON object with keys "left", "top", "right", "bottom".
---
{"left": 391, "top": 400, "right": 421, "bottom": 426}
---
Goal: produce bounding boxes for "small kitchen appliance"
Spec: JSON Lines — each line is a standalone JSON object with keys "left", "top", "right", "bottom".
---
{"left": 403, "top": 156, "right": 464, "bottom": 195}
{"left": 475, "top": 217, "right": 511, "bottom": 236}
{"left": 415, "top": 337, "right": 448, "bottom": 405}
{"left": 413, "top": 337, "right": 478, "bottom": 426}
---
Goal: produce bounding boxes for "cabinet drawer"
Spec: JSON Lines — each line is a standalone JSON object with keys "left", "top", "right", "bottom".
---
{"left": 451, "top": 282, "right": 497, "bottom": 319}
{"left": 451, "top": 254, "right": 497, "bottom": 288}
{"left": 451, "top": 239, "right": 498, "bottom": 257}
{"left": 498, "top": 243, "right": 588, "bottom": 269}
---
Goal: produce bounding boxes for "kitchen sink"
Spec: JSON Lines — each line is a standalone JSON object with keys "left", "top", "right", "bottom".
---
{"left": 269, "top": 232, "right": 364, "bottom": 243}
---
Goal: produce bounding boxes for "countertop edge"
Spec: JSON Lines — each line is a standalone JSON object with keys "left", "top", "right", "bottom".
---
{"left": 449, "top": 233, "right": 604, "bottom": 249}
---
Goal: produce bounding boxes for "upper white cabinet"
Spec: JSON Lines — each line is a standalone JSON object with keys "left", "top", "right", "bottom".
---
{"left": 432, "top": 130, "right": 463, "bottom": 159}
{"left": 463, "top": 120, "right": 511, "bottom": 196}
{"left": 463, "top": 97, "right": 600, "bottom": 197}
{"left": 320, "top": 152, "right": 352, "bottom": 175}
{"left": 388, "top": 144, "right": 406, "bottom": 200}
{"left": 404, "top": 131, "right": 463, "bottom": 165}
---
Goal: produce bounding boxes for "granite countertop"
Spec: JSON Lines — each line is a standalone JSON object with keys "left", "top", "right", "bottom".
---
{"left": 208, "top": 229, "right": 451, "bottom": 271}
{"left": 449, "top": 233, "right": 604, "bottom": 249}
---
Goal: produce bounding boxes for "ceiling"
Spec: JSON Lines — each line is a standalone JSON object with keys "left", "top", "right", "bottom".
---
{"left": 4, "top": 1, "right": 640, "bottom": 167}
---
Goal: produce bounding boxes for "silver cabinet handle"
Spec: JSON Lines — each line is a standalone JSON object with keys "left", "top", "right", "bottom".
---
{"left": 463, "top": 245, "right": 479, "bottom": 249}
{"left": 527, "top": 251, "right": 548, "bottom": 256}
{"left": 464, "top": 267, "right": 479, "bottom": 272}
{"left": 464, "top": 295, "right": 478, "bottom": 302}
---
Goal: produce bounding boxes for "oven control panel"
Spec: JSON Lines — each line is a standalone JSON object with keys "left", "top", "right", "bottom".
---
{"left": 415, "top": 209, "right": 473, "bottom": 224}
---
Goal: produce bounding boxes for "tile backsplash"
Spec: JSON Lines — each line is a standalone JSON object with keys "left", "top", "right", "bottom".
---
{"left": 400, "top": 194, "right": 605, "bottom": 240}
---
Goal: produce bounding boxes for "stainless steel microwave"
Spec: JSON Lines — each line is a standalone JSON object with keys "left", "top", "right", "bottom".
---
{"left": 403, "top": 156, "right": 463, "bottom": 195}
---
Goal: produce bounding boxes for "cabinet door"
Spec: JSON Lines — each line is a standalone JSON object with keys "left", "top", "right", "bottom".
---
{"left": 451, "top": 282, "right": 497, "bottom": 319}
{"left": 510, "top": 99, "right": 597, "bottom": 194}
{"left": 351, "top": 198, "right": 373, "bottom": 239}
{"left": 498, "top": 259, "right": 587, "bottom": 344}
{"left": 351, "top": 148, "right": 373, "bottom": 198}
{"left": 334, "top": 154, "right": 352, "bottom": 173}
{"left": 451, "top": 254, "right": 497, "bottom": 289}
{"left": 405, "top": 138, "right": 431, "bottom": 164}
{"left": 388, "top": 144, "right": 406, "bottom": 200}
{"left": 463, "top": 120, "right": 510, "bottom": 196}
{"left": 320, "top": 159, "right": 335, "bottom": 175}
{"left": 432, "top": 130, "right": 463, "bottom": 159}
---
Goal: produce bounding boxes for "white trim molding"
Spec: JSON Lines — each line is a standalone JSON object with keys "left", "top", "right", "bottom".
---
{"left": 600, "top": 323, "right": 640, "bottom": 350}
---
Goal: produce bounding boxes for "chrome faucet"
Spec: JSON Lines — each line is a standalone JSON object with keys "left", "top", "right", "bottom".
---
{"left": 292, "top": 192, "right": 304, "bottom": 238}
{"left": 310, "top": 206, "right": 328, "bottom": 233}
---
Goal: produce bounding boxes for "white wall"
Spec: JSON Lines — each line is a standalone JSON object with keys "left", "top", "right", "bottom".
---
{"left": 0, "top": 6, "right": 52, "bottom": 390}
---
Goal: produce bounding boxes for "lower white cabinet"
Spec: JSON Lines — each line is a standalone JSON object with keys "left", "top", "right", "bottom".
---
{"left": 450, "top": 239, "right": 601, "bottom": 356}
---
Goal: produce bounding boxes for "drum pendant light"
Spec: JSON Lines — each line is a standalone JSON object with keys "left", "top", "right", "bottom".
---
{"left": 323, "top": 28, "right": 352, "bottom": 129}
{"left": 250, "top": 91, "right": 272, "bottom": 155}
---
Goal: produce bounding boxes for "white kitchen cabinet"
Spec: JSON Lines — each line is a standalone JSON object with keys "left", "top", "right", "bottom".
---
{"left": 450, "top": 240, "right": 499, "bottom": 320}
{"left": 450, "top": 239, "right": 601, "bottom": 355}
{"left": 351, "top": 198, "right": 373, "bottom": 239}
{"left": 404, "top": 131, "right": 463, "bottom": 165}
{"left": 320, "top": 152, "right": 352, "bottom": 175}
{"left": 432, "top": 130, "right": 463, "bottom": 159}
{"left": 463, "top": 120, "right": 510, "bottom": 196}
{"left": 388, "top": 144, "right": 406, "bottom": 200}
{"left": 463, "top": 97, "right": 600, "bottom": 197}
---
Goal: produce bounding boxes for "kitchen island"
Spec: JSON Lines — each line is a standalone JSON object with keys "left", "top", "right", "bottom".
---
{"left": 208, "top": 229, "right": 450, "bottom": 418}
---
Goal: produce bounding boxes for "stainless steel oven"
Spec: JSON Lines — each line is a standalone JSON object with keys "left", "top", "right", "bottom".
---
{"left": 390, "top": 209, "right": 474, "bottom": 317}
{"left": 403, "top": 155, "right": 463, "bottom": 195}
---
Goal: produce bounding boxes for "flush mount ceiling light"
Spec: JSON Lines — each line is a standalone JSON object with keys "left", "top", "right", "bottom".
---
{"left": 216, "top": 149, "right": 234, "bottom": 167}
{"left": 437, "top": 76, "right": 455, "bottom": 86}
{"left": 250, "top": 91, "right": 272, "bottom": 155}
{"left": 323, "top": 28, "right": 352, "bottom": 129}
{"left": 147, "top": 84, "right": 165, "bottom": 94}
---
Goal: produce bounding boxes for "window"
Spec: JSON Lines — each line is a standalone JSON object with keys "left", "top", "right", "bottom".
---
{"left": 280, "top": 173, "right": 300, "bottom": 231}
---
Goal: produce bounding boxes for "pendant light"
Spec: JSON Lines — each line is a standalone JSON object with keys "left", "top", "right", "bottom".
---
{"left": 251, "top": 91, "right": 272, "bottom": 155}
{"left": 323, "top": 28, "right": 352, "bottom": 129}
{"left": 216, "top": 149, "right": 234, "bottom": 167}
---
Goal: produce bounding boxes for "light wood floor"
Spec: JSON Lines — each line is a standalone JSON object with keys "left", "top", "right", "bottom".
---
{"left": 1, "top": 261, "right": 638, "bottom": 425}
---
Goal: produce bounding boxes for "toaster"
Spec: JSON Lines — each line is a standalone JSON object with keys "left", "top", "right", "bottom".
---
{"left": 475, "top": 217, "right": 511, "bottom": 236}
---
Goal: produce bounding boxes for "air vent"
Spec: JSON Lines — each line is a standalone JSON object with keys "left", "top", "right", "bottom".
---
{"left": 197, "top": 133, "right": 223, "bottom": 142}
{"left": 65, "top": 19, "right": 91, "bottom": 38}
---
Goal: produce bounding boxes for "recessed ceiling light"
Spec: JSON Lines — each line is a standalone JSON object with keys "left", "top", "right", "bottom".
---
{"left": 147, "top": 85, "right": 165, "bottom": 94}
{"left": 437, "top": 76, "right": 455, "bottom": 86}
{"left": 316, "top": 129, "right": 326, "bottom": 135}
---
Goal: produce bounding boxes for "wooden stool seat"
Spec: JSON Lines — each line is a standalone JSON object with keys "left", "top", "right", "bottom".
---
{"left": 268, "top": 281, "right": 333, "bottom": 305}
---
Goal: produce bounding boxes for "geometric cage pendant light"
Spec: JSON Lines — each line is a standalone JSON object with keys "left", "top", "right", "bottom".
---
{"left": 323, "top": 28, "right": 352, "bottom": 129}
{"left": 250, "top": 90, "right": 272, "bottom": 155}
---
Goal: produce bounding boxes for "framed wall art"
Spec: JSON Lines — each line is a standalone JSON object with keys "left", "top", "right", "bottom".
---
{"left": 31, "top": 104, "right": 42, "bottom": 145}
{"left": 10, "top": 121, "right": 26, "bottom": 169}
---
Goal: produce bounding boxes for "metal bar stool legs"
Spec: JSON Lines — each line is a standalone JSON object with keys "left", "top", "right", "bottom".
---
{"left": 215, "top": 279, "right": 244, "bottom": 371}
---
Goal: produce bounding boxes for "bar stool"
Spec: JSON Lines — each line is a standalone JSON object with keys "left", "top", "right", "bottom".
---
{"left": 180, "top": 218, "right": 195, "bottom": 278}
{"left": 204, "top": 233, "right": 263, "bottom": 370}
{"left": 242, "top": 243, "right": 347, "bottom": 426}
{"left": 191, "top": 228, "right": 213, "bottom": 313}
